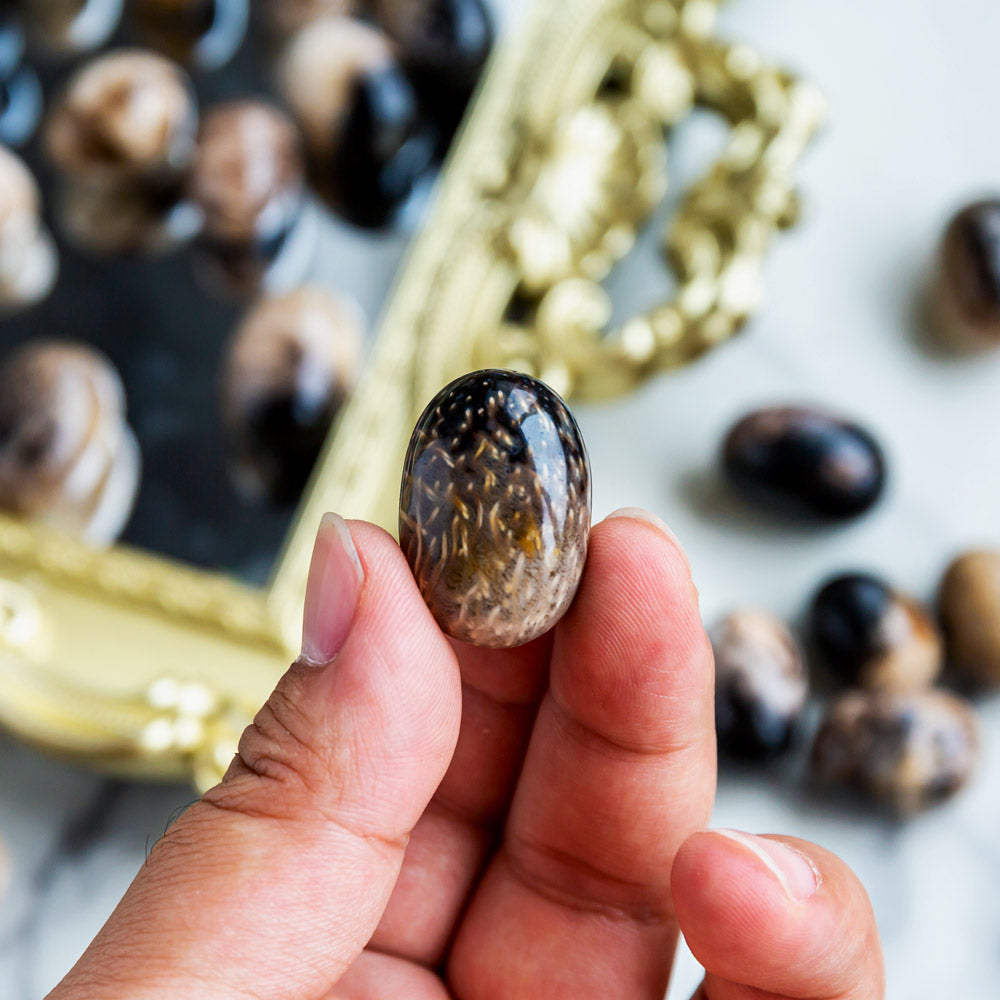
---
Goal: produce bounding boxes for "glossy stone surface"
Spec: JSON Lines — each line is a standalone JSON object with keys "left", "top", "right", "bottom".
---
{"left": 45, "top": 50, "right": 198, "bottom": 184}
{"left": 939, "top": 550, "right": 1000, "bottom": 687}
{"left": 278, "top": 16, "right": 436, "bottom": 227}
{"left": 400, "top": 370, "right": 590, "bottom": 648}
{"left": 811, "top": 688, "right": 979, "bottom": 815}
{"left": 722, "top": 405, "right": 886, "bottom": 521}
{"left": 936, "top": 199, "right": 1000, "bottom": 349}
{"left": 0, "top": 342, "right": 139, "bottom": 543}
{"left": 374, "top": 0, "right": 493, "bottom": 148}
{"left": 712, "top": 609, "right": 807, "bottom": 761}
{"left": 131, "top": 0, "right": 249, "bottom": 71}
{"left": 187, "top": 100, "right": 305, "bottom": 294}
{"left": 220, "top": 286, "right": 363, "bottom": 504}
{"left": 810, "top": 573, "right": 942, "bottom": 692}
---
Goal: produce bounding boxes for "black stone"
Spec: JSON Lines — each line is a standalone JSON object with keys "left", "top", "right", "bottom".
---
{"left": 319, "top": 65, "right": 437, "bottom": 228}
{"left": 810, "top": 573, "right": 892, "bottom": 686}
{"left": 722, "top": 405, "right": 886, "bottom": 521}
{"left": 375, "top": 0, "right": 494, "bottom": 151}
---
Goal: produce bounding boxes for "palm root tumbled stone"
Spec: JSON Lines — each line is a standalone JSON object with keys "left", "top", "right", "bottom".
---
{"left": 399, "top": 370, "right": 591, "bottom": 648}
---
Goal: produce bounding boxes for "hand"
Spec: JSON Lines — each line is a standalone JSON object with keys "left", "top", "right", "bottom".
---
{"left": 48, "top": 511, "right": 884, "bottom": 1000}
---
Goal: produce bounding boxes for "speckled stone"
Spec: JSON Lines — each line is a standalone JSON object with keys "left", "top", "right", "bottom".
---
{"left": 811, "top": 688, "right": 979, "bottom": 815}
{"left": 712, "top": 609, "right": 808, "bottom": 761}
{"left": 399, "top": 370, "right": 591, "bottom": 648}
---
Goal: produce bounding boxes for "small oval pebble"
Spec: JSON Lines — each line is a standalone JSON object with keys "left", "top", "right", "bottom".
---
{"left": 711, "top": 610, "right": 807, "bottom": 761}
{"left": 811, "top": 688, "right": 978, "bottom": 814}
{"left": 220, "top": 286, "right": 363, "bottom": 503}
{"left": 45, "top": 50, "right": 198, "bottom": 185}
{"left": 939, "top": 550, "right": 1000, "bottom": 687}
{"left": 810, "top": 572, "right": 942, "bottom": 692}
{"left": 722, "top": 405, "right": 886, "bottom": 521}
{"left": 935, "top": 199, "right": 1000, "bottom": 349}
{"left": 187, "top": 100, "right": 306, "bottom": 294}
{"left": 399, "top": 369, "right": 591, "bottom": 648}
{"left": 0, "top": 341, "right": 140, "bottom": 543}
{"left": 278, "top": 16, "right": 436, "bottom": 227}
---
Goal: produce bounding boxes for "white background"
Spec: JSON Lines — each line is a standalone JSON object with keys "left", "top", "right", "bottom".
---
{"left": 2, "top": 1, "right": 999, "bottom": 997}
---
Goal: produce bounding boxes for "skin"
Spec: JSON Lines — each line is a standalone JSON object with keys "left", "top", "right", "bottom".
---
{"left": 47, "top": 512, "right": 885, "bottom": 1000}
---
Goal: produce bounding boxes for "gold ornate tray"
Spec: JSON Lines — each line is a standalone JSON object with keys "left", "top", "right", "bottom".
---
{"left": 0, "top": 0, "right": 822, "bottom": 790}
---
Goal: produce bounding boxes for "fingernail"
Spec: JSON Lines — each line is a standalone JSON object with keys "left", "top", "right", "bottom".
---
{"left": 712, "top": 829, "right": 820, "bottom": 901}
{"left": 604, "top": 507, "right": 690, "bottom": 569}
{"left": 301, "top": 513, "right": 365, "bottom": 665}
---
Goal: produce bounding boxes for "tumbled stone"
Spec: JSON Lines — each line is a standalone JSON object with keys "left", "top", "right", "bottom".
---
{"left": 939, "top": 550, "right": 1000, "bottom": 687}
{"left": 220, "top": 286, "right": 363, "bottom": 504}
{"left": 45, "top": 50, "right": 198, "bottom": 184}
{"left": 722, "top": 405, "right": 886, "bottom": 521}
{"left": 400, "top": 370, "right": 591, "bottom": 648}
{"left": 712, "top": 609, "right": 808, "bottom": 761}
{"left": 811, "top": 688, "right": 978, "bottom": 814}
{"left": 278, "top": 15, "right": 435, "bottom": 227}
{"left": 810, "top": 572, "right": 942, "bottom": 692}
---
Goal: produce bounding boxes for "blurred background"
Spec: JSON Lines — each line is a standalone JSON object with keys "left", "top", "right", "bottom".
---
{"left": 1, "top": 0, "right": 999, "bottom": 997}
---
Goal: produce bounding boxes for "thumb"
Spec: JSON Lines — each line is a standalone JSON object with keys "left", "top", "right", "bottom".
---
{"left": 672, "top": 829, "right": 885, "bottom": 1000}
{"left": 48, "top": 514, "right": 462, "bottom": 1000}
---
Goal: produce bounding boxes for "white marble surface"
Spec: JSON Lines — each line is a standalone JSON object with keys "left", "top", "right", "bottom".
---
{"left": 3, "top": 0, "right": 1000, "bottom": 997}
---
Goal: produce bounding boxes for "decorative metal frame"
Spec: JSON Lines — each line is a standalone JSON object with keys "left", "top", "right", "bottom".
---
{"left": 0, "top": 0, "right": 823, "bottom": 790}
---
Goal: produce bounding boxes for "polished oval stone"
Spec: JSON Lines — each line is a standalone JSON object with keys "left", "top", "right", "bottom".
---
{"left": 400, "top": 370, "right": 591, "bottom": 648}
{"left": 187, "top": 100, "right": 305, "bottom": 294}
{"left": 45, "top": 50, "right": 198, "bottom": 185}
{"left": 811, "top": 688, "right": 979, "bottom": 814}
{"left": 0, "top": 341, "right": 140, "bottom": 542}
{"left": 711, "top": 609, "right": 807, "bottom": 762}
{"left": 810, "top": 572, "right": 942, "bottom": 692}
{"left": 936, "top": 199, "right": 1000, "bottom": 349}
{"left": 939, "top": 549, "right": 1000, "bottom": 687}
{"left": 722, "top": 405, "right": 886, "bottom": 521}
{"left": 278, "top": 16, "right": 436, "bottom": 228}
{"left": 220, "top": 286, "right": 363, "bottom": 504}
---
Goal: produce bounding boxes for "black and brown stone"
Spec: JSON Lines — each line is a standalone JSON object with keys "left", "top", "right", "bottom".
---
{"left": 400, "top": 370, "right": 591, "bottom": 648}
